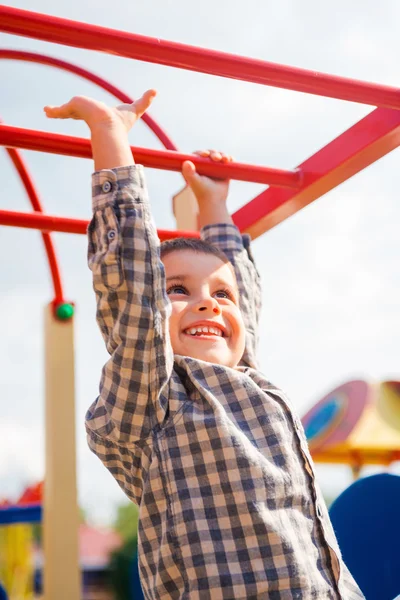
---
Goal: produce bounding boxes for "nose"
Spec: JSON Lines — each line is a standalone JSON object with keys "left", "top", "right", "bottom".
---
{"left": 196, "top": 295, "right": 221, "bottom": 315}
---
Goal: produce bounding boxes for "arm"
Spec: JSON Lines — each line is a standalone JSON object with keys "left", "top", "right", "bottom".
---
{"left": 45, "top": 94, "right": 173, "bottom": 456}
{"left": 201, "top": 224, "right": 261, "bottom": 369}
{"left": 182, "top": 153, "right": 262, "bottom": 368}
{"left": 85, "top": 164, "right": 174, "bottom": 503}
{"left": 87, "top": 164, "right": 173, "bottom": 444}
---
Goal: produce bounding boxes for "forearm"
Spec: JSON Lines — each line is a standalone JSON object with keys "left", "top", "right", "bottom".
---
{"left": 197, "top": 201, "right": 234, "bottom": 229}
{"left": 90, "top": 121, "right": 134, "bottom": 171}
{"left": 87, "top": 166, "right": 173, "bottom": 443}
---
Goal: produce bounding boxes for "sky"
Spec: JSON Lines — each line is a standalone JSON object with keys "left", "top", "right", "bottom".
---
{"left": 1, "top": 0, "right": 400, "bottom": 524}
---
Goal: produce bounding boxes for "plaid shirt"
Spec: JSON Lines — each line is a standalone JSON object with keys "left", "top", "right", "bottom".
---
{"left": 86, "top": 166, "right": 364, "bottom": 600}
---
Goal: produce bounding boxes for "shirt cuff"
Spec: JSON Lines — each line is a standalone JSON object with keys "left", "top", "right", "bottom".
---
{"left": 201, "top": 223, "right": 250, "bottom": 253}
{"left": 92, "top": 164, "right": 147, "bottom": 212}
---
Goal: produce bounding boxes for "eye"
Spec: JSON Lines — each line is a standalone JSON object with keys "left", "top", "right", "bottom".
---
{"left": 166, "top": 284, "right": 188, "bottom": 296}
{"left": 214, "top": 288, "right": 235, "bottom": 301}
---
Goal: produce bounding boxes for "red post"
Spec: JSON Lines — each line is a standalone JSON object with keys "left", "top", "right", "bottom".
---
{"left": 232, "top": 107, "right": 400, "bottom": 238}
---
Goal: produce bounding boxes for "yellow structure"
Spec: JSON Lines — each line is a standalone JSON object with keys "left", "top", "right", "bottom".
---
{"left": 173, "top": 185, "right": 199, "bottom": 231}
{"left": 44, "top": 304, "right": 80, "bottom": 600}
{"left": 0, "top": 523, "right": 34, "bottom": 599}
{"left": 377, "top": 381, "right": 400, "bottom": 433}
{"left": 302, "top": 380, "right": 400, "bottom": 474}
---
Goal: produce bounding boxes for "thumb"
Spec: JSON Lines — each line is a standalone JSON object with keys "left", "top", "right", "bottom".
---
{"left": 133, "top": 89, "right": 157, "bottom": 119}
{"left": 182, "top": 160, "right": 203, "bottom": 193}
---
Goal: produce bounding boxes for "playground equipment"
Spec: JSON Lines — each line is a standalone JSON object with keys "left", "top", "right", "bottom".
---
{"left": 302, "top": 380, "right": 400, "bottom": 478}
{"left": 0, "top": 484, "right": 43, "bottom": 599}
{"left": 329, "top": 474, "right": 400, "bottom": 600}
{"left": 0, "top": 487, "right": 128, "bottom": 599}
{"left": 0, "top": 521, "right": 33, "bottom": 598}
{"left": 1, "top": 5, "right": 400, "bottom": 599}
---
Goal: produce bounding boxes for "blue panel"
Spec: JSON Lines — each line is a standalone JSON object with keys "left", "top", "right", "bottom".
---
{"left": 0, "top": 504, "right": 42, "bottom": 525}
{"left": 330, "top": 474, "right": 400, "bottom": 600}
{"left": 0, "top": 584, "right": 8, "bottom": 600}
{"left": 304, "top": 396, "right": 342, "bottom": 441}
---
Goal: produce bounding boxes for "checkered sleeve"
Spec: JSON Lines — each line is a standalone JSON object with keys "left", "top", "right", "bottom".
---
{"left": 86, "top": 165, "right": 173, "bottom": 451}
{"left": 201, "top": 223, "right": 262, "bottom": 368}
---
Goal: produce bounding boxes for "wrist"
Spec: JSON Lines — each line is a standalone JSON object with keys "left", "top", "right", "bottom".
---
{"left": 90, "top": 121, "right": 135, "bottom": 171}
{"left": 197, "top": 203, "right": 233, "bottom": 228}
{"left": 89, "top": 117, "right": 126, "bottom": 136}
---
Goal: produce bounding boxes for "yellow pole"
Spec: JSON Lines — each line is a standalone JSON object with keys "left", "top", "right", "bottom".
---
{"left": 44, "top": 304, "right": 80, "bottom": 599}
{"left": 172, "top": 185, "right": 199, "bottom": 231}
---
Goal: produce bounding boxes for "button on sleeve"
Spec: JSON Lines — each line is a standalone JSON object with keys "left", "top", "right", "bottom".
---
{"left": 102, "top": 180, "right": 112, "bottom": 194}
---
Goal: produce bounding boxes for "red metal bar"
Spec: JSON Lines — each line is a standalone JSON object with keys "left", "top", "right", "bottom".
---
{"left": 0, "top": 49, "right": 177, "bottom": 151}
{"left": 0, "top": 124, "right": 302, "bottom": 188}
{"left": 232, "top": 107, "right": 400, "bottom": 238}
{"left": 0, "top": 209, "right": 200, "bottom": 240}
{"left": 5, "top": 146, "right": 64, "bottom": 303}
{"left": 1, "top": 6, "right": 400, "bottom": 109}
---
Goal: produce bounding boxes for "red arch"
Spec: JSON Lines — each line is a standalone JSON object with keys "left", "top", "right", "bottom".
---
{"left": 4, "top": 144, "right": 64, "bottom": 303}
{"left": 0, "top": 50, "right": 177, "bottom": 151}
{"left": 1, "top": 50, "right": 179, "bottom": 305}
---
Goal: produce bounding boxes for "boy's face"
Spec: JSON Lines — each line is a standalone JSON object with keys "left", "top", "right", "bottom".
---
{"left": 163, "top": 250, "right": 246, "bottom": 368}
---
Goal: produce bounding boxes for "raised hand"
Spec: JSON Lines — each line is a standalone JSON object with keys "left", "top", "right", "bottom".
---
{"left": 44, "top": 90, "right": 157, "bottom": 171}
{"left": 44, "top": 89, "right": 157, "bottom": 132}
{"left": 182, "top": 149, "right": 233, "bottom": 206}
{"left": 182, "top": 150, "right": 234, "bottom": 228}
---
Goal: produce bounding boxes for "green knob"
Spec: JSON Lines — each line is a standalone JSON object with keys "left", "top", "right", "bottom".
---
{"left": 55, "top": 303, "right": 74, "bottom": 321}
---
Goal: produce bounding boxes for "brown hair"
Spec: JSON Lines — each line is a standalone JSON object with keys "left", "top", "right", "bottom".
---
{"left": 160, "top": 237, "right": 237, "bottom": 283}
{"left": 160, "top": 237, "right": 230, "bottom": 264}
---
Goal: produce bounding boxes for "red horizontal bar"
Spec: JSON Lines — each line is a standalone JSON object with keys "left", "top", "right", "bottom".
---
{"left": 1, "top": 6, "right": 400, "bottom": 109}
{"left": 232, "top": 107, "right": 400, "bottom": 238}
{"left": 0, "top": 209, "right": 200, "bottom": 240}
{"left": 0, "top": 124, "right": 301, "bottom": 188}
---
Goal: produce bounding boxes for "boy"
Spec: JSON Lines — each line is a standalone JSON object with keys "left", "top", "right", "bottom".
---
{"left": 45, "top": 91, "right": 364, "bottom": 599}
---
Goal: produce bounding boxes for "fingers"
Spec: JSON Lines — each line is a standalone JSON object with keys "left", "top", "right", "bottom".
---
{"left": 44, "top": 100, "right": 78, "bottom": 120}
{"left": 220, "top": 153, "right": 233, "bottom": 163}
{"left": 193, "top": 149, "right": 233, "bottom": 163}
{"left": 193, "top": 150, "right": 210, "bottom": 158}
{"left": 133, "top": 89, "right": 157, "bottom": 118}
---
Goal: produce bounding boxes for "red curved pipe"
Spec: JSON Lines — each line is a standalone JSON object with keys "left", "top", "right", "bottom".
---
{"left": 5, "top": 146, "right": 64, "bottom": 303}
{"left": 0, "top": 50, "right": 178, "bottom": 305}
{"left": 0, "top": 50, "right": 177, "bottom": 151}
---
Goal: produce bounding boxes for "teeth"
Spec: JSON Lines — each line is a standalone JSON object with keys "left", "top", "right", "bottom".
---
{"left": 185, "top": 325, "right": 222, "bottom": 336}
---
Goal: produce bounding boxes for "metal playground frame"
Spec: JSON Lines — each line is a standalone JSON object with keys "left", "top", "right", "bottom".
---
{"left": 1, "top": 5, "right": 400, "bottom": 599}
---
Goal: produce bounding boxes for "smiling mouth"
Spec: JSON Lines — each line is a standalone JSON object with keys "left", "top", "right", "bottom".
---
{"left": 183, "top": 325, "right": 225, "bottom": 338}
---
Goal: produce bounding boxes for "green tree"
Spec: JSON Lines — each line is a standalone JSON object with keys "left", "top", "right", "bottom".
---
{"left": 113, "top": 502, "right": 139, "bottom": 543}
{"left": 109, "top": 537, "right": 141, "bottom": 600}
